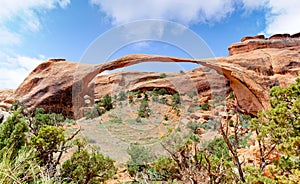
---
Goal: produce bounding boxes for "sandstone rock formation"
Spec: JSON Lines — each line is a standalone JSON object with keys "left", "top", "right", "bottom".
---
{"left": 229, "top": 32, "right": 300, "bottom": 55}
{"left": 0, "top": 89, "right": 14, "bottom": 110}
{"left": 93, "top": 68, "right": 228, "bottom": 101}
{"left": 13, "top": 59, "right": 80, "bottom": 117}
{"left": 9, "top": 34, "right": 300, "bottom": 118}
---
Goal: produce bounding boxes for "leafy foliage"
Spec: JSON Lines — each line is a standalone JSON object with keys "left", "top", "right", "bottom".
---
{"left": 102, "top": 94, "right": 113, "bottom": 111}
{"left": 0, "top": 147, "right": 45, "bottom": 183}
{"left": 126, "top": 143, "right": 154, "bottom": 177}
{"left": 251, "top": 78, "right": 300, "bottom": 181}
{"left": 61, "top": 144, "right": 116, "bottom": 184}
{"left": 0, "top": 108, "right": 28, "bottom": 159}
{"left": 0, "top": 102, "right": 116, "bottom": 183}
{"left": 31, "top": 125, "right": 65, "bottom": 167}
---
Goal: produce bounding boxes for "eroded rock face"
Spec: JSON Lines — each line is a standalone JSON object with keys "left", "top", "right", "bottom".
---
{"left": 229, "top": 33, "right": 300, "bottom": 55}
{"left": 0, "top": 89, "right": 14, "bottom": 111}
{"left": 10, "top": 34, "right": 300, "bottom": 118}
{"left": 93, "top": 68, "right": 229, "bottom": 101}
{"left": 13, "top": 59, "right": 80, "bottom": 117}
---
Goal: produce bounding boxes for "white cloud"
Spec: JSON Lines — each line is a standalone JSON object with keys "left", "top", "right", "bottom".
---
{"left": 264, "top": 0, "right": 300, "bottom": 35}
{"left": 0, "top": 0, "right": 71, "bottom": 89}
{"left": 0, "top": 28, "right": 21, "bottom": 45}
{"left": 91, "top": 0, "right": 235, "bottom": 25}
{"left": 0, "top": 0, "right": 71, "bottom": 46}
{"left": 241, "top": 0, "right": 299, "bottom": 35}
{"left": 241, "top": 0, "right": 268, "bottom": 10}
{"left": 92, "top": 0, "right": 299, "bottom": 36}
{"left": 122, "top": 20, "right": 165, "bottom": 40}
{"left": 0, "top": 54, "right": 45, "bottom": 89}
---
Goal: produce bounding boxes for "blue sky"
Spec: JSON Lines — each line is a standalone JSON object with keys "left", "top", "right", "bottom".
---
{"left": 0, "top": 0, "right": 299, "bottom": 89}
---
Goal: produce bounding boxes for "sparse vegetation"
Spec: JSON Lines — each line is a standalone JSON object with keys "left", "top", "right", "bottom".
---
{"left": 2, "top": 75, "right": 300, "bottom": 183}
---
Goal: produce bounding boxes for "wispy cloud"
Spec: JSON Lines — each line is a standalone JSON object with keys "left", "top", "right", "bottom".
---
{"left": 264, "top": 0, "right": 300, "bottom": 35}
{"left": 0, "top": 0, "right": 71, "bottom": 46}
{"left": 92, "top": 0, "right": 299, "bottom": 36}
{"left": 0, "top": 53, "right": 45, "bottom": 89}
{"left": 0, "top": 29, "right": 21, "bottom": 45}
{"left": 90, "top": 0, "right": 235, "bottom": 25}
{"left": 241, "top": 0, "right": 299, "bottom": 35}
{"left": 0, "top": 0, "right": 71, "bottom": 89}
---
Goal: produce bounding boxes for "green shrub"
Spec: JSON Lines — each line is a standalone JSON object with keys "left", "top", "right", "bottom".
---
{"left": 159, "top": 73, "right": 167, "bottom": 78}
{"left": 110, "top": 116, "right": 122, "bottom": 124}
{"left": 138, "top": 100, "right": 150, "bottom": 118}
{"left": 0, "top": 108, "right": 28, "bottom": 159}
{"left": 152, "top": 94, "right": 159, "bottom": 102}
{"left": 171, "top": 93, "right": 181, "bottom": 106}
{"left": 61, "top": 148, "right": 116, "bottom": 183}
{"left": 164, "top": 115, "right": 169, "bottom": 121}
{"left": 158, "top": 97, "right": 167, "bottom": 104}
{"left": 85, "top": 105, "right": 105, "bottom": 119}
{"left": 137, "top": 91, "right": 142, "bottom": 98}
{"left": 118, "top": 91, "right": 127, "bottom": 101}
{"left": 200, "top": 102, "right": 209, "bottom": 111}
{"left": 187, "top": 91, "right": 197, "bottom": 99}
{"left": 126, "top": 143, "right": 154, "bottom": 176}
{"left": 136, "top": 117, "right": 142, "bottom": 123}
{"left": 102, "top": 94, "right": 113, "bottom": 111}
{"left": 157, "top": 88, "right": 167, "bottom": 95}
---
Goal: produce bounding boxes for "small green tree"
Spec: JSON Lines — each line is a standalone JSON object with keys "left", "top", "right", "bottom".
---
{"left": 126, "top": 143, "right": 155, "bottom": 178}
{"left": 251, "top": 78, "right": 300, "bottom": 181}
{"left": 61, "top": 145, "right": 116, "bottom": 184}
{"left": 31, "top": 126, "right": 65, "bottom": 169}
{"left": 171, "top": 93, "right": 180, "bottom": 106}
{"left": 0, "top": 108, "right": 28, "bottom": 159}
{"left": 138, "top": 100, "right": 150, "bottom": 118}
{"left": 102, "top": 94, "right": 113, "bottom": 111}
{"left": 30, "top": 108, "right": 65, "bottom": 135}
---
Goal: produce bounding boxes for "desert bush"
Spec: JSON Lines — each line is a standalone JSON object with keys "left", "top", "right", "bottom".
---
{"left": 200, "top": 102, "right": 209, "bottom": 111}
{"left": 0, "top": 103, "right": 116, "bottom": 183}
{"left": 250, "top": 77, "right": 300, "bottom": 181}
{"left": 159, "top": 73, "right": 167, "bottom": 78}
{"left": 61, "top": 142, "right": 116, "bottom": 183}
{"left": 138, "top": 100, "right": 150, "bottom": 118}
{"left": 118, "top": 91, "right": 127, "bottom": 101}
{"left": 102, "top": 94, "right": 113, "bottom": 111}
{"left": 157, "top": 88, "right": 167, "bottom": 95}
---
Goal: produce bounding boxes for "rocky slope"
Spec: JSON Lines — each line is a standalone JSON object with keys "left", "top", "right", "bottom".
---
{"left": 7, "top": 33, "right": 300, "bottom": 118}
{"left": 93, "top": 68, "right": 228, "bottom": 101}
{"left": 0, "top": 89, "right": 14, "bottom": 110}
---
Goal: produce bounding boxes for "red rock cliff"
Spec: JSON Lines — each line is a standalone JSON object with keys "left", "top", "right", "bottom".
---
{"left": 11, "top": 34, "right": 300, "bottom": 118}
